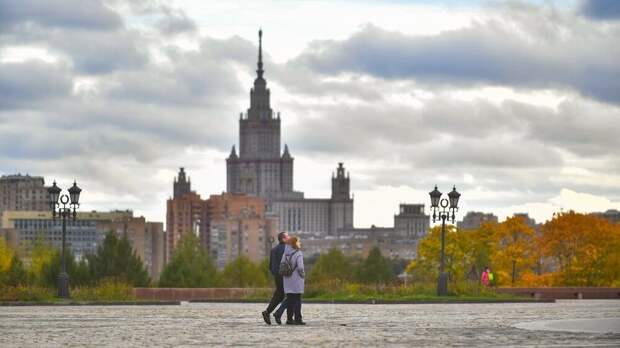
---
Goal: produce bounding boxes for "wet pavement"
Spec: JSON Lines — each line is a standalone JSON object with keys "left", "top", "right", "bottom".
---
{"left": 0, "top": 300, "right": 619, "bottom": 347}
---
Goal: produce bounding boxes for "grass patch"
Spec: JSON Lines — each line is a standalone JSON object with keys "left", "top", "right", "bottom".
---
{"left": 1, "top": 280, "right": 135, "bottom": 302}
{"left": 71, "top": 279, "right": 135, "bottom": 301}
{"left": 0, "top": 285, "right": 56, "bottom": 302}
{"left": 244, "top": 281, "right": 519, "bottom": 302}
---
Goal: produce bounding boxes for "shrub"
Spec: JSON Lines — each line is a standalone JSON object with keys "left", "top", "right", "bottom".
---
{"left": 72, "top": 279, "right": 134, "bottom": 301}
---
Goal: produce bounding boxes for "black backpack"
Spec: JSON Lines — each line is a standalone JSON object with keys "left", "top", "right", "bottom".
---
{"left": 278, "top": 250, "right": 298, "bottom": 277}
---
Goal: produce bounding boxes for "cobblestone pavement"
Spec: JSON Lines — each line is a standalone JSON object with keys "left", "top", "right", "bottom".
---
{"left": 1, "top": 300, "right": 619, "bottom": 347}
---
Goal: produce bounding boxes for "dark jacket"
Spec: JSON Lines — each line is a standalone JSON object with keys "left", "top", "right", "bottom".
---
{"left": 269, "top": 243, "right": 286, "bottom": 277}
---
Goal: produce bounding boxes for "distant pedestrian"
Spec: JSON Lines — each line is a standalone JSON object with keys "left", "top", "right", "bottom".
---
{"left": 281, "top": 236, "right": 306, "bottom": 325}
{"left": 262, "top": 232, "right": 289, "bottom": 325}
{"left": 481, "top": 266, "right": 491, "bottom": 287}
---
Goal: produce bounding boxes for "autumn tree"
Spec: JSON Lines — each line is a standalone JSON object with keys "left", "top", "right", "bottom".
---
{"left": 539, "top": 211, "right": 620, "bottom": 286}
{"left": 406, "top": 225, "right": 474, "bottom": 282}
{"left": 491, "top": 216, "right": 537, "bottom": 285}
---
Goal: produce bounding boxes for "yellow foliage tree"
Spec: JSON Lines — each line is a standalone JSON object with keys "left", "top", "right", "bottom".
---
{"left": 28, "top": 238, "right": 56, "bottom": 285}
{"left": 407, "top": 211, "right": 620, "bottom": 287}
{"left": 490, "top": 216, "right": 537, "bottom": 286}
{"left": 540, "top": 211, "right": 620, "bottom": 286}
{"left": 0, "top": 237, "right": 14, "bottom": 273}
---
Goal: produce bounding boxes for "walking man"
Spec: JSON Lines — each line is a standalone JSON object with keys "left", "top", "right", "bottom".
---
{"left": 262, "top": 231, "right": 289, "bottom": 325}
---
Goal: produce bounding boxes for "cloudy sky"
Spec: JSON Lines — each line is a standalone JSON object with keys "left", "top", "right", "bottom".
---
{"left": 1, "top": 0, "right": 619, "bottom": 228}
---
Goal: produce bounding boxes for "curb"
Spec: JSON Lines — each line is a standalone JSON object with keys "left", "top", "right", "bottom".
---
{"left": 0, "top": 301, "right": 181, "bottom": 306}
{"left": 189, "top": 298, "right": 556, "bottom": 304}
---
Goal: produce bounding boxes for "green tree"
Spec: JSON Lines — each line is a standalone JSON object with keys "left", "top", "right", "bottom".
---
{"left": 5, "top": 255, "right": 28, "bottom": 286}
{"left": 355, "top": 247, "right": 395, "bottom": 284}
{"left": 28, "top": 237, "right": 56, "bottom": 285}
{"left": 308, "top": 248, "right": 354, "bottom": 283}
{"left": 258, "top": 257, "right": 271, "bottom": 281}
{"left": 219, "top": 256, "right": 268, "bottom": 287}
{"left": 158, "top": 233, "right": 218, "bottom": 287}
{"left": 40, "top": 249, "right": 90, "bottom": 288}
{"left": 85, "top": 232, "right": 150, "bottom": 287}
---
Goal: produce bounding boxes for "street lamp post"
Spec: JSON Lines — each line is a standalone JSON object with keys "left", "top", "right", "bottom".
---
{"left": 429, "top": 185, "right": 461, "bottom": 296}
{"left": 48, "top": 181, "right": 81, "bottom": 298}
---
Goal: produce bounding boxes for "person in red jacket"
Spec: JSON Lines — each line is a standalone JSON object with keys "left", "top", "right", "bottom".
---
{"left": 481, "top": 266, "right": 491, "bottom": 287}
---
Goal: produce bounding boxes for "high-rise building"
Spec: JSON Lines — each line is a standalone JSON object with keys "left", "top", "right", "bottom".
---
{"left": 165, "top": 168, "right": 208, "bottom": 263}
{"left": 206, "top": 193, "right": 276, "bottom": 269}
{"left": 457, "top": 211, "right": 499, "bottom": 230}
{"left": 226, "top": 30, "right": 353, "bottom": 237}
{"left": 97, "top": 216, "right": 165, "bottom": 279}
{"left": 0, "top": 174, "right": 51, "bottom": 219}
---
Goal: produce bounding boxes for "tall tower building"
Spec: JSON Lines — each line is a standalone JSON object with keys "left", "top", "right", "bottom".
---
{"left": 226, "top": 30, "right": 300, "bottom": 201}
{"left": 331, "top": 163, "right": 351, "bottom": 201}
{"left": 226, "top": 30, "right": 354, "bottom": 237}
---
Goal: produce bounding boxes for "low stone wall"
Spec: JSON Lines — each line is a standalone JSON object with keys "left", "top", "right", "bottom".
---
{"left": 497, "top": 287, "right": 620, "bottom": 299}
{"left": 133, "top": 288, "right": 270, "bottom": 301}
{"left": 134, "top": 287, "right": 620, "bottom": 301}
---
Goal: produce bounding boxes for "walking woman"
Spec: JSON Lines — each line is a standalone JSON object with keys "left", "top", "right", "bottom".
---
{"left": 281, "top": 236, "right": 306, "bottom": 325}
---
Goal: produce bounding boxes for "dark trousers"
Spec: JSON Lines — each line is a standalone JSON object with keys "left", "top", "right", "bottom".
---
{"left": 266, "top": 276, "right": 287, "bottom": 314}
{"left": 286, "top": 293, "right": 302, "bottom": 322}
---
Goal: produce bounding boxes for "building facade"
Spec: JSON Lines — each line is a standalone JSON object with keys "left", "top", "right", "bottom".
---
{"left": 457, "top": 211, "right": 499, "bottom": 230}
{"left": 206, "top": 193, "right": 276, "bottom": 269}
{"left": 225, "top": 30, "right": 353, "bottom": 237}
{"left": 0, "top": 174, "right": 51, "bottom": 219}
{"left": 394, "top": 204, "right": 430, "bottom": 239}
{"left": 303, "top": 204, "right": 430, "bottom": 260}
{"left": 165, "top": 168, "right": 208, "bottom": 263}
{"left": 1, "top": 210, "right": 132, "bottom": 260}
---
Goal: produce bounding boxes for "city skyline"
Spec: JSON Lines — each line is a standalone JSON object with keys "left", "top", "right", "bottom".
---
{"left": 1, "top": 0, "right": 619, "bottom": 227}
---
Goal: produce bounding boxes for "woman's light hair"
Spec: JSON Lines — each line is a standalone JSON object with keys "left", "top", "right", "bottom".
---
{"left": 288, "top": 236, "right": 301, "bottom": 250}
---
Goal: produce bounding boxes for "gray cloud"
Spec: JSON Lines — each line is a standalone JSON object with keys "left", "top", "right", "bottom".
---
{"left": 0, "top": 0, "right": 122, "bottom": 31}
{"left": 53, "top": 30, "right": 149, "bottom": 74}
{"left": 580, "top": 0, "right": 620, "bottom": 20}
{"left": 155, "top": 7, "right": 197, "bottom": 35}
{"left": 291, "top": 6, "right": 620, "bottom": 104}
{"left": 286, "top": 98, "right": 565, "bottom": 169}
{"left": 0, "top": 61, "right": 72, "bottom": 109}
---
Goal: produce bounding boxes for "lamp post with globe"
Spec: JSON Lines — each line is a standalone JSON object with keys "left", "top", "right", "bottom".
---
{"left": 48, "top": 181, "right": 81, "bottom": 298}
{"left": 429, "top": 185, "right": 460, "bottom": 296}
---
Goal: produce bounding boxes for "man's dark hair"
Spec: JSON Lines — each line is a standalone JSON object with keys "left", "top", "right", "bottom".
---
{"left": 277, "top": 232, "right": 288, "bottom": 243}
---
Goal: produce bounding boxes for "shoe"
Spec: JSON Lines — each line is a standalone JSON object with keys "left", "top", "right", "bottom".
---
{"left": 285, "top": 320, "right": 296, "bottom": 325}
{"left": 294, "top": 321, "right": 307, "bottom": 325}
{"left": 273, "top": 314, "right": 282, "bottom": 325}
{"left": 262, "top": 311, "right": 271, "bottom": 325}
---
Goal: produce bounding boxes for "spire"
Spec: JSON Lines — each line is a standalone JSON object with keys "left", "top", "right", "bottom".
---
{"left": 282, "top": 144, "right": 291, "bottom": 159}
{"left": 256, "top": 28, "right": 264, "bottom": 79}
{"left": 229, "top": 145, "right": 238, "bottom": 159}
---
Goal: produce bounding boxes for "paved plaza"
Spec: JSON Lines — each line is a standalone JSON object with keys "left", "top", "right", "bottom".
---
{"left": 0, "top": 300, "right": 619, "bottom": 347}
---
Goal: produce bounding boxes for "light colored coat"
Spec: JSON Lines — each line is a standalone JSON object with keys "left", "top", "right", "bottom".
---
{"left": 281, "top": 245, "right": 305, "bottom": 294}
